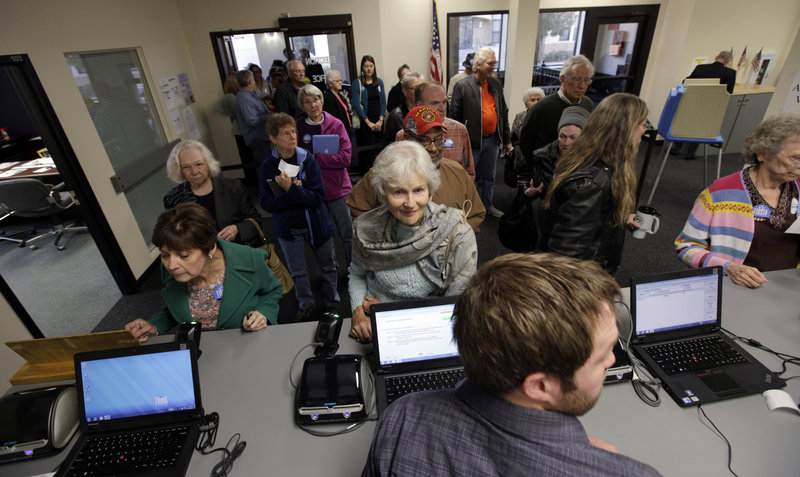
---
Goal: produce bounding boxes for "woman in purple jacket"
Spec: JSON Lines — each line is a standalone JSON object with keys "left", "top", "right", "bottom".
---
{"left": 296, "top": 84, "right": 353, "bottom": 271}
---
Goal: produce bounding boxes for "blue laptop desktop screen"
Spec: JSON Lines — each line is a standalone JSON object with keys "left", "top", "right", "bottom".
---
{"left": 80, "top": 349, "right": 197, "bottom": 423}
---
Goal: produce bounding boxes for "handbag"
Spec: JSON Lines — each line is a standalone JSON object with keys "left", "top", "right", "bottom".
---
{"left": 351, "top": 113, "right": 361, "bottom": 130}
{"left": 497, "top": 191, "right": 538, "bottom": 252}
{"left": 245, "top": 218, "right": 294, "bottom": 295}
{"left": 502, "top": 151, "right": 518, "bottom": 188}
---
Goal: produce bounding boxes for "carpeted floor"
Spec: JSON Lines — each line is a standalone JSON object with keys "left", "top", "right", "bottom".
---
{"left": 92, "top": 140, "right": 745, "bottom": 333}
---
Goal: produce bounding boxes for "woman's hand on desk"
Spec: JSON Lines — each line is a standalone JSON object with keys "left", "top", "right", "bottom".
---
{"left": 726, "top": 263, "right": 767, "bottom": 288}
{"left": 124, "top": 319, "right": 158, "bottom": 343}
{"left": 350, "top": 296, "right": 380, "bottom": 343}
{"left": 242, "top": 311, "right": 267, "bottom": 331}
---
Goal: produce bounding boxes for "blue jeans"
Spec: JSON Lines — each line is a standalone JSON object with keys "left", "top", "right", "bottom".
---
{"left": 474, "top": 136, "right": 500, "bottom": 210}
{"left": 278, "top": 229, "right": 340, "bottom": 310}
{"left": 325, "top": 196, "right": 353, "bottom": 268}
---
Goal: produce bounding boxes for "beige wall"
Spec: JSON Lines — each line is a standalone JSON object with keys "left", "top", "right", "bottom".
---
{"left": 0, "top": 0, "right": 210, "bottom": 279}
{"left": 174, "top": 0, "right": 384, "bottom": 175}
{"left": 0, "top": 295, "right": 32, "bottom": 389}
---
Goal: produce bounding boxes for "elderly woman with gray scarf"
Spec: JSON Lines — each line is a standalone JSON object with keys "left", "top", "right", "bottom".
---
{"left": 348, "top": 141, "right": 477, "bottom": 342}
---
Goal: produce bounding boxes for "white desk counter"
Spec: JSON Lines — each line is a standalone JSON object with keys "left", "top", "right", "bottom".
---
{"left": 2, "top": 269, "right": 798, "bottom": 477}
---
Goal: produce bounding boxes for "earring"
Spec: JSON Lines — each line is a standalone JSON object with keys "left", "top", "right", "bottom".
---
{"left": 208, "top": 253, "right": 214, "bottom": 260}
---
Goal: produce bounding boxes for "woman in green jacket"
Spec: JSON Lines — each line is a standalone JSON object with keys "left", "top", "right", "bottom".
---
{"left": 125, "top": 203, "right": 282, "bottom": 342}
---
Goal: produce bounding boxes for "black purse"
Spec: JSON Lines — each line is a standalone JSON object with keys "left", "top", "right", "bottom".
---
{"left": 498, "top": 190, "right": 538, "bottom": 252}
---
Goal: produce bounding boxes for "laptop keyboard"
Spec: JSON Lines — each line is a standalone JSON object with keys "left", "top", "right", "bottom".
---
{"left": 385, "top": 368, "right": 464, "bottom": 405}
{"left": 644, "top": 335, "right": 748, "bottom": 375}
{"left": 65, "top": 426, "right": 191, "bottom": 476}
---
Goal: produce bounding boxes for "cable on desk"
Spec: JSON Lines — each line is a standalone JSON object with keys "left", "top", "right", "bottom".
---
{"left": 697, "top": 404, "right": 739, "bottom": 477}
{"left": 616, "top": 301, "right": 662, "bottom": 407}
{"left": 721, "top": 327, "right": 800, "bottom": 376}
{"left": 195, "top": 412, "right": 247, "bottom": 477}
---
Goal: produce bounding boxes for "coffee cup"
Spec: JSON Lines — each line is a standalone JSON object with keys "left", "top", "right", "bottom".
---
{"left": 632, "top": 205, "right": 660, "bottom": 239}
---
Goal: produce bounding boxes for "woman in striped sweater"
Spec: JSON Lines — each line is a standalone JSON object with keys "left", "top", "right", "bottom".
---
{"left": 675, "top": 114, "right": 800, "bottom": 287}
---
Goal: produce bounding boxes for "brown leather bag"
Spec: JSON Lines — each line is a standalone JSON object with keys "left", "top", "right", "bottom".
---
{"left": 245, "top": 218, "right": 294, "bottom": 295}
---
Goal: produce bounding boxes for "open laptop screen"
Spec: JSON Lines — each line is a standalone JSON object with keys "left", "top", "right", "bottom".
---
{"left": 373, "top": 302, "right": 458, "bottom": 366}
{"left": 79, "top": 349, "right": 197, "bottom": 423}
{"left": 633, "top": 271, "right": 719, "bottom": 337}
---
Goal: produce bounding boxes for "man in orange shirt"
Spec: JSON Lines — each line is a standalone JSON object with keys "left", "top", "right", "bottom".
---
{"left": 449, "top": 47, "right": 510, "bottom": 217}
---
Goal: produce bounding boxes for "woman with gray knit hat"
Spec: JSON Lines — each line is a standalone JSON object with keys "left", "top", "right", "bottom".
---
{"left": 519, "top": 105, "right": 590, "bottom": 197}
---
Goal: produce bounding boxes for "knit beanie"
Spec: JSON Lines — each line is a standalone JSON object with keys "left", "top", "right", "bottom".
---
{"left": 558, "top": 106, "right": 590, "bottom": 131}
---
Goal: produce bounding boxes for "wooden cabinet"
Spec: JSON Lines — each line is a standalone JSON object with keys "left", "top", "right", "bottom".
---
{"left": 720, "top": 85, "right": 774, "bottom": 154}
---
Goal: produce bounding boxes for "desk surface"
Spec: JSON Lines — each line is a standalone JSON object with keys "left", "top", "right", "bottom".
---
{"left": 3, "top": 269, "right": 799, "bottom": 477}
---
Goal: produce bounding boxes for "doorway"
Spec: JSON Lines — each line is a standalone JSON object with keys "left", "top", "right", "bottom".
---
{"left": 0, "top": 54, "right": 134, "bottom": 337}
{"left": 210, "top": 14, "right": 358, "bottom": 91}
{"left": 533, "top": 5, "right": 659, "bottom": 102}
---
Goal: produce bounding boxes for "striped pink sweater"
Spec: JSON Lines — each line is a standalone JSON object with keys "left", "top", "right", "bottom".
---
{"left": 675, "top": 169, "right": 800, "bottom": 272}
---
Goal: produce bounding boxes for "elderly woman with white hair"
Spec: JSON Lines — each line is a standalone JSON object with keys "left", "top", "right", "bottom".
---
{"left": 511, "top": 87, "right": 545, "bottom": 150}
{"left": 163, "top": 139, "right": 261, "bottom": 244}
{"left": 322, "top": 70, "right": 353, "bottom": 136}
{"left": 296, "top": 84, "right": 354, "bottom": 270}
{"left": 348, "top": 141, "right": 478, "bottom": 342}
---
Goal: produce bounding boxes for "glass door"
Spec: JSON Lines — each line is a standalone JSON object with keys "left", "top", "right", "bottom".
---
{"left": 580, "top": 5, "right": 660, "bottom": 99}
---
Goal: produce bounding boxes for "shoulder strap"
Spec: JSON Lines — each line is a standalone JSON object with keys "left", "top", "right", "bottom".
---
{"left": 244, "top": 217, "right": 267, "bottom": 243}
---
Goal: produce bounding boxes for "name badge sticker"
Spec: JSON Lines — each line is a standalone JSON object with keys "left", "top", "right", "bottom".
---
{"left": 443, "top": 138, "right": 454, "bottom": 149}
{"left": 753, "top": 204, "right": 771, "bottom": 219}
{"left": 213, "top": 284, "right": 224, "bottom": 300}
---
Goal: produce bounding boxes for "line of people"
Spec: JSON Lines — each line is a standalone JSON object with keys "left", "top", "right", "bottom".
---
{"left": 120, "top": 44, "right": 800, "bottom": 477}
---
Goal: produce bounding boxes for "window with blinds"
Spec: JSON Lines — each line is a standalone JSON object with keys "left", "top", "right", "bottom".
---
{"left": 65, "top": 49, "right": 174, "bottom": 246}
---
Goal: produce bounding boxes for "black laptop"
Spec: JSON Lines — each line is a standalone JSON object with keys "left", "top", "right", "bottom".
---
{"left": 370, "top": 296, "right": 463, "bottom": 415}
{"left": 55, "top": 342, "right": 203, "bottom": 476}
{"left": 630, "top": 266, "right": 785, "bottom": 407}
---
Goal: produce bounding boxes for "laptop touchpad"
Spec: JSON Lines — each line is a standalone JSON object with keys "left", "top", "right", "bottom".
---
{"left": 699, "top": 372, "right": 744, "bottom": 396}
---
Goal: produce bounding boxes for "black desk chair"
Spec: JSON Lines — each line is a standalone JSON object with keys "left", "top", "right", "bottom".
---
{"left": 0, "top": 178, "right": 88, "bottom": 250}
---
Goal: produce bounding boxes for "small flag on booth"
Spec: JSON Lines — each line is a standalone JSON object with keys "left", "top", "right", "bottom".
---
{"left": 737, "top": 46, "right": 748, "bottom": 69}
{"left": 430, "top": 0, "right": 443, "bottom": 84}
{"left": 751, "top": 47, "right": 762, "bottom": 74}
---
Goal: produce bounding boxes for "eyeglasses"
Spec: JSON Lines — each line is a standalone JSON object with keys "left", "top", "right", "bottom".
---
{"left": 567, "top": 75, "right": 593, "bottom": 85}
{"left": 278, "top": 130, "right": 297, "bottom": 138}
{"left": 412, "top": 135, "right": 445, "bottom": 147}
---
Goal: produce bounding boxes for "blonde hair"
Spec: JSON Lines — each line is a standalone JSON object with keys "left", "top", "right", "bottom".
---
{"left": 545, "top": 93, "right": 648, "bottom": 225}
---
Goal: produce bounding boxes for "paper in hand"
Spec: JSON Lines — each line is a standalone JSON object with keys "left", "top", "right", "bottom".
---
{"left": 278, "top": 159, "right": 300, "bottom": 178}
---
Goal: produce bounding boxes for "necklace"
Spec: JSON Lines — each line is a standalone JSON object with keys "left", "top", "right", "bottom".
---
{"left": 744, "top": 168, "right": 792, "bottom": 230}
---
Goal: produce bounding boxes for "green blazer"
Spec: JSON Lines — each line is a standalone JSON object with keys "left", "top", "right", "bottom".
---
{"left": 149, "top": 239, "right": 282, "bottom": 334}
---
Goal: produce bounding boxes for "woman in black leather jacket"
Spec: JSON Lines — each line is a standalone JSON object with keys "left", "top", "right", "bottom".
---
{"left": 540, "top": 93, "right": 648, "bottom": 273}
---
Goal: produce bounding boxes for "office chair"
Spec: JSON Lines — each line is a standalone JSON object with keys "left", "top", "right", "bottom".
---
{"left": 0, "top": 178, "right": 88, "bottom": 250}
{"left": 646, "top": 83, "right": 727, "bottom": 205}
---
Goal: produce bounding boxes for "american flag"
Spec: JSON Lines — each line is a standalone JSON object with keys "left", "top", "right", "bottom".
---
{"left": 430, "top": 0, "right": 443, "bottom": 84}
{"left": 737, "top": 46, "right": 747, "bottom": 69}
{"left": 751, "top": 47, "right": 762, "bottom": 74}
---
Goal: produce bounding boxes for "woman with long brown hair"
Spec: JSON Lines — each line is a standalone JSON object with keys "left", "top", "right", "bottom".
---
{"left": 540, "top": 93, "right": 648, "bottom": 274}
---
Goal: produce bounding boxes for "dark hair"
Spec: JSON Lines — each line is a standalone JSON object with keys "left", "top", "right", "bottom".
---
{"left": 454, "top": 253, "right": 620, "bottom": 396}
{"left": 359, "top": 55, "right": 378, "bottom": 84}
{"left": 152, "top": 203, "right": 217, "bottom": 254}
{"left": 396, "top": 63, "right": 410, "bottom": 80}
{"left": 267, "top": 112, "right": 296, "bottom": 137}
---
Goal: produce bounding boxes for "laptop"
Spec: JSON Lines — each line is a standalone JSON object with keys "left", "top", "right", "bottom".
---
{"left": 55, "top": 342, "right": 203, "bottom": 476}
{"left": 630, "top": 266, "right": 785, "bottom": 407}
{"left": 312, "top": 134, "right": 340, "bottom": 155}
{"left": 370, "top": 296, "right": 463, "bottom": 415}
